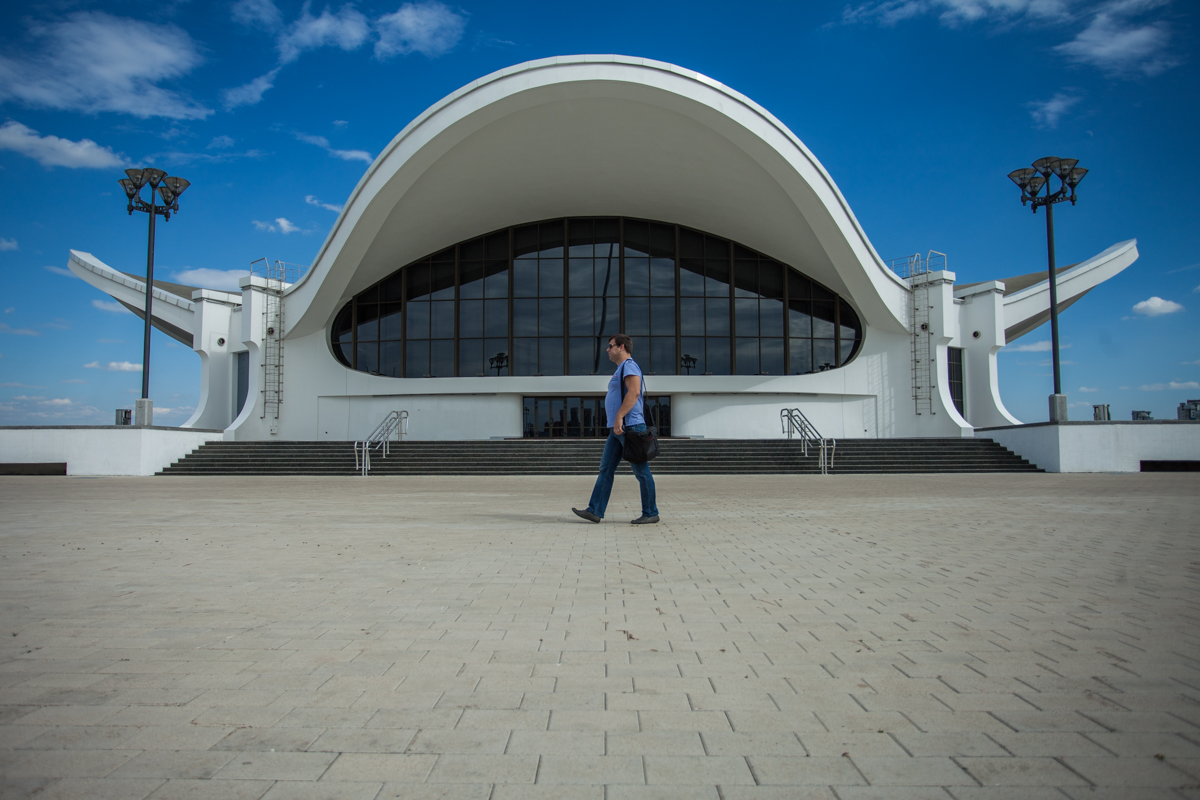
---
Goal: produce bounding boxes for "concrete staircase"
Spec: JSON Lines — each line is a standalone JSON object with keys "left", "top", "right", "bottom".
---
{"left": 159, "top": 438, "right": 1041, "bottom": 475}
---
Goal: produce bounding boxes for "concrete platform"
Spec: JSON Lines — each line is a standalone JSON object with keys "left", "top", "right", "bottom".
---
{"left": 2, "top": 473, "right": 1199, "bottom": 798}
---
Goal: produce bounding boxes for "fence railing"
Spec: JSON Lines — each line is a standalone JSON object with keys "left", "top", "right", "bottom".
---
{"left": 354, "top": 410, "right": 409, "bottom": 476}
{"left": 781, "top": 408, "right": 836, "bottom": 475}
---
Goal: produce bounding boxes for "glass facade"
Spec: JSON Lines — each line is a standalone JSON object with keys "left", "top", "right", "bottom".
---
{"left": 332, "top": 217, "right": 862, "bottom": 377}
{"left": 523, "top": 395, "right": 672, "bottom": 438}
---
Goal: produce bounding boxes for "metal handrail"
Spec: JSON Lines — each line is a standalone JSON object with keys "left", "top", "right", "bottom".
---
{"left": 354, "top": 410, "right": 408, "bottom": 476}
{"left": 781, "top": 408, "right": 836, "bottom": 475}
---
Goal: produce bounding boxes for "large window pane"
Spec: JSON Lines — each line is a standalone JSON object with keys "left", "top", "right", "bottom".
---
{"left": 705, "top": 298, "right": 729, "bottom": 336}
{"left": 460, "top": 262, "right": 484, "bottom": 299}
{"left": 431, "top": 339, "right": 453, "bottom": 377}
{"left": 650, "top": 258, "right": 675, "bottom": 295}
{"left": 430, "top": 301, "right": 454, "bottom": 339}
{"left": 650, "top": 336, "right": 675, "bottom": 375}
{"left": 333, "top": 305, "right": 353, "bottom": 345}
{"left": 624, "top": 220, "right": 649, "bottom": 256}
{"left": 539, "top": 298, "right": 563, "bottom": 337}
{"left": 485, "top": 339, "right": 508, "bottom": 375}
{"left": 381, "top": 273, "right": 403, "bottom": 302}
{"left": 814, "top": 339, "right": 836, "bottom": 371}
{"left": 513, "top": 338, "right": 537, "bottom": 376}
{"left": 761, "top": 338, "right": 784, "bottom": 375}
{"left": 760, "top": 298, "right": 784, "bottom": 337}
{"left": 840, "top": 336, "right": 858, "bottom": 366}
{"left": 594, "top": 256, "right": 619, "bottom": 296}
{"left": 650, "top": 297, "right": 674, "bottom": 336}
{"left": 513, "top": 299, "right": 537, "bottom": 337}
{"left": 680, "top": 298, "right": 705, "bottom": 336}
{"left": 705, "top": 259, "right": 730, "bottom": 297}
{"left": 569, "top": 298, "right": 593, "bottom": 336}
{"left": 431, "top": 263, "right": 454, "bottom": 300}
{"left": 379, "top": 303, "right": 403, "bottom": 340}
{"left": 569, "top": 337, "right": 596, "bottom": 375}
{"left": 788, "top": 298, "right": 812, "bottom": 338}
{"left": 734, "top": 259, "right": 757, "bottom": 298}
{"left": 569, "top": 259, "right": 592, "bottom": 296}
{"left": 357, "top": 304, "right": 379, "bottom": 341}
{"left": 484, "top": 299, "right": 507, "bottom": 337}
{"left": 790, "top": 339, "right": 813, "bottom": 375}
{"left": 812, "top": 301, "right": 836, "bottom": 338}
{"left": 357, "top": 341, "right": 378, "bottom": 373}
{"left": 679, "top": 259, "right": 705, "bottom": 296}
{"left": 839, "top": 299, "right": 861, "bottom": 341}
{"left": 380, "top": 341, "right": 402, "bottom": 377}
{"left": 539, "top": 337, "right": 564, "bottom": 375}
{"left": 788, "top": 272, "right": 810, "bottom": 300}
{"left": 596, "top": 297, "right": 619, "bottom": 336}
{"left": 681, "top": 337, "right": 704, "bottom": 374}
{"left": 484, "top": 261, "right": 508, "bottom": 298}
{"left": 459, "top": 299, "right": 482, "bottom": 339}
{"left": 626, "top": 259, "right": 650, "bottom": 296}
{"left": 522, "top": 396, "right": 535, "bottom": 437}
{"left": 459, "top": 338, "right": 483, "bottom": 376}
{"left": 514, "top": 257, "right": 537, "bottom": 297}
{"left": 539, "top": 259, "right": 563, "bottom": 296}
{"left": 406, "top": 262, "right": 430, "bottom": 300}
{"left": 706, "top": 337, "right": 730, "bottom": 374}
{"left": 625, "top": 296, "right": 649, "bottom": 336}
{"left": 405, "top": 340, "right": 428, "bottom": 378}
{"left": 566, "top": 397, "right": 583, "bottom": 437}
{"left": 735, "top": 298, "right": 758, "bottom": 336}
{"left": 736, "top": 338, "right": 759, "bottom": 375}
{"left": 405, "top": 301, "right": 428, "bottom": 338}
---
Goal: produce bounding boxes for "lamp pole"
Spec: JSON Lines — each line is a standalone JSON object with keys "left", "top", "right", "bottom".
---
{"left": 1007, "top": 157, "right": 1087, "bottom": 422}
{"left": 118, "top": 168, "right": 190, "bottom": 425}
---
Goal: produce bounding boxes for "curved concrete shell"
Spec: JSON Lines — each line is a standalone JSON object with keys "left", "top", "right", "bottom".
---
{"left": 68, "top": 56, "right": 1138, "bottom": 440}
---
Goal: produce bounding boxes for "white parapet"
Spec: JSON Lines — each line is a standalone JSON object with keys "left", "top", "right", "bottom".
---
{"left": 0, "top": 427, "right": 224, "bottom": 476}
{"left": 978, "top": 421, "right": 1200, "bottom": 473}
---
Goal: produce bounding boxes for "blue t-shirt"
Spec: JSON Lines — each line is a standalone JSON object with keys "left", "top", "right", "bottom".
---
{"left": 606, "top": 358, "right": 645, "bottom": 428}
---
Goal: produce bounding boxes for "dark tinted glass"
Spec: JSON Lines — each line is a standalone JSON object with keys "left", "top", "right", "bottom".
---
{"left": 357, "top": 341, "right": 378, "bottom": 373}
{"left": 359, "top": 285, "right": 378, "bottom": 304}
{"left": 431, "top": 339, "right": 453, "bottom": 377}
{"left": 761, "top": 338, "right": 784, "bottom": 375}
{"left": 380, "top": 341, "right": 402, "bottom": 377}
{"left": 379, "top": 303, "right": 403, "bottom": 340}
{"left": 459, "top": 299, "right": 482, "bottom": 338}
{"left": 336, "top": 340, "right": 353, "bottom": 367}
{"left": 459, "top": 337, "right": 483, "bottom": 376}
{"left": 539, "top": 337, "right": 563, "bottom": 375}
{"left": 734, "top": 260, "right": 757, "bottom": 298}
{"left": 486, "top": 231, "right": 508, "bottom": 260}
{"left": 814, "top": 338, "right": 836, "bottom": 371}
{"left": 736, "top": 338, "right": 758, "bottom": 375}
{"left": 760, "top": 261, "right": 784, "bottom": 300}
{"left": 381, "top": 273, "right": 403, "bottom": 301}
{"left": 680, "top": 298, "right": 704, "bottom": 336}
{"left": 513, "top": 337, "right": 536, "bottom": 375}
{"left": 650, "top": 258, "right": 675, "bottom": 295}
{"left": 594, "top": 256, "right": 618, "bottom": 296}
{"left": 539, "top": 298, "right": 563, "bottom": 337}
{"left": 357, "top": 304, "right": 379, "bottom": 341}
{"left": 514, "top": 224, "right": 538, "bottom": 255}
{"left": 461, "top": 238, "right": 484, "bottom": 261}
{"left": 735, "top": 298, "right": 758, "bottom": 336}
{"left": 485, "top": 340, "right": 508, "bottom": 375}
{"left": 539, "top": 259, "right": 563, "bottom": 296}
{"left": 569, "top": 337, "right": 596, "bottom": 375}
{"left": 484, "top": 261, "right": 507, "bottom": 298}
{"left": 839, "top": 299, "right": 860, "bottom": 341}
{"left": 649, "top": 223, "right": 674, "bottom": 258}
{"left": 460, "top": 261, "right": 484, "bottom": 298}
{"left": 513, "top": 299, "right": 537, "bottom": 337}
{"left": 513, "top": 257, "right": 537, "bottom": 297}
{"left": 790, "top": 339, "right": 812, "bottom": 374}
{"left": 625, "top": 296, "right": 649, "bottom": 336}
{"left": 705, "top": 299, "right": 729, "bottom": 336}
{"left": 569, "top": 259, "right": 591, "bottom": 296}
{"left": 333, "top": 305, "right": 353, "bottom": 344}
{"left": 484, "top": 299, "right": 507, "bottom": 337}
{"left": 650, "top": 336, "right": 675, "bottom": 375}
{"left": 406, "top": 341, "right": 428, "bottom": 378}
{"left": 681, "top": 337, "right": 704, "bottom": 374}
{"left": 760, "top": 298, "right": 784, "bottom": 337}
{"left": 406, "top": 262, "right": 430, "bottom": 300}
{"left": 626, "top": 259, "right": 650, "bottom": 296}
{"left": 650, "top": 297, "right": 675, "bottom": 336}
{"left": 788, "top": 298, "right": 812, "bottom": 337}
{"left": 706, "top": 337, "right": 730, "bottom": 374}
{"left": 812, "top": 301, "right": 836, "bottom": 338}
{"left": 406, "top": 301, "right": 429, "bottom": 338}
{"left": 624, "top": 220, "right": 649, "bottom": 256}
{"left": 679, "top": 259, "right": 705, "bottom": 295}
{"left": 705, "top": 259, "right": 729, "bottom": 297}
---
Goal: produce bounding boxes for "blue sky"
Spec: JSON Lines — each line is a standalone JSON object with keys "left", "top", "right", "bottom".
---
{"left": 0, "top": 0, "right": 1196, "bottom": 426}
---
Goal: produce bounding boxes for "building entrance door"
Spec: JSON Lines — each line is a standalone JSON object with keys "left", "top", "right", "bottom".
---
{"left": 522, "top": 396, "right": 671, "bottom": 438}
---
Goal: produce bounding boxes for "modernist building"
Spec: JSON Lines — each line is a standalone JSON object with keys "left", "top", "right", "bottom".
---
{"left": 70, "top": 56, "right": 1137, "bottom": 441}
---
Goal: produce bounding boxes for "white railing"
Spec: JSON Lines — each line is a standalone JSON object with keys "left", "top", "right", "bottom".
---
{"left": 781, "top": 408, "right": 836, "bottom": 475}
{"left": 354, "top": 410, "right": 409, "bottom": 476}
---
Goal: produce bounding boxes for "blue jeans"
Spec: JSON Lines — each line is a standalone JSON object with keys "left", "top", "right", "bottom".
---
{"left": 586, "top": 424, "right": 658, "bottom": 518}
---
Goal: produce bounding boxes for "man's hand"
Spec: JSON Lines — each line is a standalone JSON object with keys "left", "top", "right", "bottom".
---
{"left": 613, "top": 418, "right": 624, "bottom": 435}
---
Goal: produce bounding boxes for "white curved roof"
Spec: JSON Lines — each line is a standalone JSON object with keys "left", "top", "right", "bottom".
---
{"left": 283, "top": 55, "right": 911, "bottom": 339}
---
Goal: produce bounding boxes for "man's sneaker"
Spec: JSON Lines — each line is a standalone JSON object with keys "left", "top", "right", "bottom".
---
{"left": 572, "top": 508, "right": 601, "bottom": 523}
{"left": 630, "top": 514, "right": 660, "bottom": 525}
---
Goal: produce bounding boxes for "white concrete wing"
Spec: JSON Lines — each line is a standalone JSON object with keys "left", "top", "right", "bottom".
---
{"left": 68, "top": 249, "right": 200, "bottom": 346}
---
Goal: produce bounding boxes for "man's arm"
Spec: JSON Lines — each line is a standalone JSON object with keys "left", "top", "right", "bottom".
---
{"left": 613, "top": 374, "right": 640, "bottom": 435}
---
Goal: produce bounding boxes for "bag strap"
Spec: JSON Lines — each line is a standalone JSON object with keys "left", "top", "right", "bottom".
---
{"left": 618, "top": 360, "right": 646, "bottom": 402}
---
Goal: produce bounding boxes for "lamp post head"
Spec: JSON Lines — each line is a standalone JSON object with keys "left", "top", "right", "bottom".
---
{"left": 162, "top": 176, "right": 190, "bottom": 197}
{"left": 124, "top": 168, "right": 147, "bottom": 189}
{"left": 142, "top": 168, "right": 167, "bottom": 187}
{"left": 1032, "top": 156, "right": 1060, "bottom": 177}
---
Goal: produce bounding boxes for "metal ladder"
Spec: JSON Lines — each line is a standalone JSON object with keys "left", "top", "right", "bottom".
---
{"left": 781, "top": 408, "right": 836, "bottom": 474}
{"left": 355, "top": 410, "right": 409, "bottom": 476}
{"left": 251, "top": 258, "right": 285, "bottom": 433}
{"left": 894, "top": 251, "right": 946, "bottom": 417}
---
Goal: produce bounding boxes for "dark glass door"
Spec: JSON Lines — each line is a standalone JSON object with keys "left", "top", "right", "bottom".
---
{"left": 523, "top": 396, "right": 671, "bottom": 438}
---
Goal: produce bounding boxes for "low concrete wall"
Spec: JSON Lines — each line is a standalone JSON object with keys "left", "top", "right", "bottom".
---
{"left": 0, "top": 426, "right": 224, "bottom": 476}
{"left": 977, "top": 421, "right": 1200, "bottom": 472}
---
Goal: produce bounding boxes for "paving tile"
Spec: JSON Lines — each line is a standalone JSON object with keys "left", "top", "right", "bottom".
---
{"left": 259, "top": 781, "right": 382, "bottom": 799}
{"left": 959, "top": 756, "right": 1090, "bottom": 786}
{"left": 535, "top": 754, "right": 644, "bottom": 783}
{"left": 1060, "top": 756, "right": 1196, "bottom": 787}
{"left": 404, "top": 728, "right": 510, "bottom": 754}
{"left": 424, "top": 753, "right": 538, "bottom": 783}
{"left": 642, "top": 755, "right": 755, "bottom": 784}
{"left": 213, "top": 752, "right": 338, "bottom": 781}
{"left": 608, "top": 731, "right": 704, "bottom": 756}
{"left": 701, "top": 731, "right": 804, "bottom": 756}
{"left": 307, "top": 728, "right": 417, "bottom": 753}
{"left": 144, "top": 779, "right": 273, "bottom": 799}
{"left": 32, "top": 777, "right": 165, "bottom": 800}
{"left": 211, "top": 728, "right": 325, "bottom": 752}
{"left": 853, "top": 756, "right": 977, "bottom": 786}
{"left": 748, "top": 755, "right": 865, "bottom": 785}
{"left": 3, "top": 749, "right": 137, "bottom": 778}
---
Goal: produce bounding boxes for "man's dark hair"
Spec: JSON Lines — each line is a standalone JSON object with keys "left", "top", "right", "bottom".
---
{"left": 609, "top": 334, "right": 633, "bottom": 354}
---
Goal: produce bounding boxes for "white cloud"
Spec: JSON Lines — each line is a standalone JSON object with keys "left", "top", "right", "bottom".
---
{"left": 84, "top": 360, "right": 142, "bottom": 372}
{"left": 375, "top": 1, "right": 466, "bottom": 58}
{"left": 0, "top": 12, "right": 210, "bottom": 120}
{"left": 1078, "top": 386, "right": 1100, "bottom": 392}
{"left": 1140, "top": 381, "right": 1200, "bottom": 391}
{"left": 173, "top": 268, "right": 250, "bottom": 291}
{"left": 252, "top": 218, "right": 302, "bottom": 234}
{"left": 208, "top": 135, "right": 236, "bottom": 149}
{"left": 306, "top": 195, "right": 342, "bottom": 212}
{"left": 1005, "top": 339, "right": 1072, "bottom": 352}
{"left": 1054, "top": 3, "right": 1177, "bottom": 76}
{"left": 44, "top": 265, "right": 75, "bottom": 277}
{"left": 294, "top": 131, "right": 373, "bottom": 163}
{"left": 253, "top": 220, "right": 276, "bottom": 232}
{"left": 232, "top": 0, "right": 284, "bottom": 30}
{"left": 0, "top": 238, "right": 17, "bottom": 251}
{"left": 41, "top": 318, "right": 70, "bottom": 331}
{"left": 835, "top": 0, "right": 1072, "bottom": 28}
{"left": 333, "top": 119, "right": 349, "bottom": 127}
{"left": 39, "top": 398, "right": 73, "bottom": 406}
{"left": 1194, "top": 284, "right": 1200, "bottom": 293}
{"left": 1028, "top": 91, "right": 1081, "bottom": 128}
{"left": 0, "top": 121, "right": 126, "bottom": 169}
{"left": 92, "top": 299, "right": 131, "bottom": 314}
{"left": 277, "top": 217, "right": 300, "bottom": 234}
{"left": 61, "top": 379, "right": 86, "bottom": 384}
{"left": 278, "top": 4, "right": 371, "bottom": 64}
{"left": 12, "top": 395, "right": 46, "bottom": 401}
{"left": 0, "top": 382, "right": 44, "bottom": 388}
{"left": 222, "top": 69, "right": 280, "bottom": 111}
{"left": 1132, "top": 296, "right": 1183, "bottom": 316}
{"left": 0, "top": 323, "right": 40, "bottom": 336}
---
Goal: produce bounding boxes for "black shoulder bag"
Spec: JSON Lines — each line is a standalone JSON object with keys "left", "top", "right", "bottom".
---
{"left": 618, "top": 361, "right": 660, "bottom": 463}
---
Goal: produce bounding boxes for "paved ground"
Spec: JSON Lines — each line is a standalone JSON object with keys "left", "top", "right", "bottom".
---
{"left": 1, "top": 473, "right": 1199, "bottom": 800}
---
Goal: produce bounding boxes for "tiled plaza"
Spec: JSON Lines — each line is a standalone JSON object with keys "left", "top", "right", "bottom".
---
{"left": 2, "top": 472, "right": 1199, "bottom": 799}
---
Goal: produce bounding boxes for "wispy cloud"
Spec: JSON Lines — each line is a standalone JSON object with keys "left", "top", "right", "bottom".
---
{"left": 1132, "top": 296, "right": 1183, "bottom": 316}
{"left": 0, "top": 382, "right": 44, "bottom": 388}
{"left": 84, "top": 360, "right": 142, "bottom": 372}
{"left": 277, "top": 4, "right": 370, "bottom": 64}
{"left": 0, "top": 322, "right": 40, "bottom": 336}
{"left": 173, "top": 267, "right": 250, "bottom": 291}
{"left": 376, "top": 1, "right": 466, "bottom": 58}
{"left": 1005, "top": 339, "right": 1071, "bottom": 352}
{"left": 832, "top": 0, "right": 1177, "bottom": 77}
{"left": 1028, "top": 91, "right": 1082, "bottom": 128}
{"left": 40, "top": 318, "right": 71, "bottom": 331}
{"left": 1078, "top": 386, "right": 1100, "bottom": 392}
{"left": 294, "top": 131, "right": 373, "bottom": 163}
{"left": 222, "top": 69, "right": 280, "bottom": 111}
{"left": 44, "top": 265, "right": 75, "bottom": 277}
{"left": 92, "top": 299, "right": 131, "bottom": 314}
{"left": 232, "top": 0, "right": 284, "bottom": 30}
{"left": 0, "top": 121, "right": 126, "bottom": 169}
{"left": 0, "top": 238, "right": 17, "bottom": 251}
{"left": 1140, "top": 380, "right": 1200, "bottom": 391}
{"left": 1054, "top": 1, "right": 1178, "bottom": 76}
{"left": 208, "top": 135, "right": 236, "bottom": 149}
{"left": 0, "top": 11, "right": 210, "bottom": 120}
{"left": 252, "top": 218, "right": 303, "bottom": 234}
{"left": 61, "top": 379, "right": 87, "bottom": 384}
{"left": 305, "top": 194, "right": 342, "bottom": 212}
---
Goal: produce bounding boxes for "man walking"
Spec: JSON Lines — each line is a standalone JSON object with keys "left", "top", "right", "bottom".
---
{"left": 572, "top": 334, "right": 659, "bottom": 524}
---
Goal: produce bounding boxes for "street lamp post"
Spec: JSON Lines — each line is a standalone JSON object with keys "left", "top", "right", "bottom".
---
{"left": 1007, "top": 156, "right": 1087, "bottom": 423}
{"left": 118, "top": 168, "right": 190, "bottom": 426}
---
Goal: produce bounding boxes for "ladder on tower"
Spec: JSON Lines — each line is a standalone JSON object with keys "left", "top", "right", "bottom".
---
{"left": 885, "top": 251, "right": 946, "bottom": 417}
{"left": 250, "top": 259, "right": 305, "bottom": 434}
